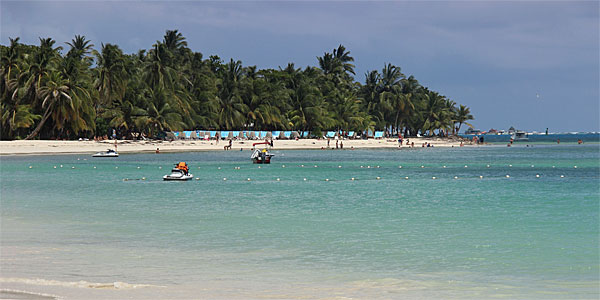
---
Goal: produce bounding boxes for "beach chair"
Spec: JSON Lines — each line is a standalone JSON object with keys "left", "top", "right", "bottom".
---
{"left": 279, "top": 131, "right": 286, "bottom": 139}
{"left": 326, "top": 131, "right": 335, "bottom": 138}
{"left": 266, "top": 132, "right": 273, "bottom": 139}
{"left": 347, "top": 131, "right": 355, "bottom": 139}
{"left": 284, "top": 131, "right": 292, "bottom": 139}
{"left": 272, "top": 131, "right": 280, "bottom": 139}
{"left": 374, "top": 131, "right": 384, "bottom": 139}
{"left": 184, "top": 131, "right": 192, "bottom": 139}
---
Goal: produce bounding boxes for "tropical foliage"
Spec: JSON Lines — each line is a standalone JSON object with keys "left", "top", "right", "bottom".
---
{"left": 1, "top": 30, "right": 473, "bottom": 140}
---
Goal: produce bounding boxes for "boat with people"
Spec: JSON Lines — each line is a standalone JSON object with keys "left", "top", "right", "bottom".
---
{"left": 163, "top": 162, "right": 193, "bottom": 181}
{"left": 511, "top": 131, "right": 529, "bottom": 141}
{"left": 251, "top": 141, "right": 274, "bottom": 164}
{"left": 92, "top": 149, "right": 119, "bottom": 157}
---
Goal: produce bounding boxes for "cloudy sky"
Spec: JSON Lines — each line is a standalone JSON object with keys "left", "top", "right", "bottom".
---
{"left": 2, "top": 1, "right": 598, "bottom": 132}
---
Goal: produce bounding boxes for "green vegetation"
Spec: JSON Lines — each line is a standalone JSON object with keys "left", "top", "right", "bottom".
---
{"left": 1, "top": 30, "right": 473, "bottom": 140}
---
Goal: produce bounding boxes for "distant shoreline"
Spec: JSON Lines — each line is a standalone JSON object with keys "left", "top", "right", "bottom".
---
{"left": 0, "top": 137, "right": 471, "bottom": 156}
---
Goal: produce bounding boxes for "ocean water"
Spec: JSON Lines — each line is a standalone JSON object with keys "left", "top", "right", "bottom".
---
{"left": 1, "top": 144, "right": 599, "bottom": 299}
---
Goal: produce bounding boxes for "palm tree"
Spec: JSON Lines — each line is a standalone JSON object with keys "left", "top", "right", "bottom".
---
{"left": 332, "top": 44, "right": 355, "bottom": 75}
{"left": 94, "top": 43, "right": 127, "bottom": 111}
{"left": 25, "top": 71, "right": 72, "bottom": 139}
{"left": 455, "top": 104, "right": 474, "bottom": 134}
{"left": 66, "top": 35, "right": 94, "bottom": 60}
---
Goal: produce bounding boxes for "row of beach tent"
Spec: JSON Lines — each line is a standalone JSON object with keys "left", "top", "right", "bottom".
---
{"left": 166, "top": 130, "right": 387, "bottom": 140}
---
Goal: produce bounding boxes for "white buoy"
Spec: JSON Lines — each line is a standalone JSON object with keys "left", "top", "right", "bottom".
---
{"left": 506, "top": 175, "right": 510, "bottom": 178}
{"left": 314, "top": 165, "right": 318, "bottom": 168}
{"left": 223, "top": 178, "right": 227, "bottom": 181}
{"left": 405, "top": 176, "right": 409, "bottom": 180}
{"left": 301, "top": 165, "right": 304, "bottom": 167}
{"left": 54, "top": 166, "right": 57, "bottom": 169}
{"left": 60, "top": 165, "right": 63, "bottom": 168}
{"left": 142, "top": 177, "right": 146, "bottom": 180}
{"left": 303, "top": 178, "right": 307, "bottom": 181}
{"left": 464, "top": 165, "right": 468, "bottom": 168}
{"left": 218, "top": 167, "right": 221, "bottom": 170}
{"left": 536, "top": 174, "right": 540, "bottom": 178}
{"left": 367, "top": 166, "right": 371, "bottom": 168}
{"left": 486, "top": 165, "right": 490, "bottom": 168}
{"left": 258, "top": 166, "right": 261, "bottom": 169}
{"left": 137, "top": 166, "right": 141, "bottom": 169}
{"left": 421, "top": 165, "right": 424, "bottom": 168}
{"left": 77, "top": 158, "right": 80, "bottom": 161}
{"left": 195, "top": 177, "right": 200, "bottom": 180}
{"left": 247, "top": 178, "right": 251, "bottom": 181}
{"left": 351, "top": 177, "right": 355, "bottom": 181}
{"left": 276, "top": 178, "right": 280, "bottom": 181}
{"left": 376, "top": 166, "right": 380, "bottom": 168}
{"left": 552, "top": 166, "right": 555, "bottom": 168}
{"left": 509, "top": 164, "right": 512, "bottom": 167}
{"left": 574, "top": 166, "right": 578, "bottom": 168}
{"left": 376, "top": 176, "right": 381, "bottom": 180}
{"left": 432, "top": 176, "right": 436, "bottom": 180}
{"left": 360, "top": 166, "right": 364, "bottom": 168}
{"left": 282, "top": 165, "right": 286, "bottom": 168}
{"left": 325, "top": 178, "right": 329, "bottom": 181}
{"left": 198, "top": 166, "right": 201, "bottom": 169}
{"left": 115, "top": 166, "right": 118, "bottom": 169}
{"left": 443, "top": 166, "right": 446, "bottom": 168}
{"left": 398, "top": 166, "right": 402, "bottom": 168}
{"left": 338, "top": 165, "right": 342, "bottom": 168}
{"left": 479, "top": 175, "right": 483, "bottom": 179}
{"left": 71, "top": 166, "right": 75, "bottom": 169}
{"left": 454, "top": 176, "right": 458, "bottom": 179}
{"left": 531, "top": 165, "right": 535, "bottom": 168}
{"left": 560, "top": 175, "right": 565, "bottom": 178}
{"left": 29, "top": 166, "right": 32, "bottom": 169}
{"left": 159, "top": 166, "right": 162, "bottom": 169}
{"left": 93, "top": 166, "right": 96, "bottom": 169}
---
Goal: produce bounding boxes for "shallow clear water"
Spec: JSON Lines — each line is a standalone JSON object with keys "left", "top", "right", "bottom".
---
{"left": 1, "top": 144, "right": 599, "bottom": 299}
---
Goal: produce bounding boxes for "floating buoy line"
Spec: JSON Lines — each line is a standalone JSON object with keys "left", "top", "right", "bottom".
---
{"left": 27, "top": 163, "right": 581, "bottom": 182}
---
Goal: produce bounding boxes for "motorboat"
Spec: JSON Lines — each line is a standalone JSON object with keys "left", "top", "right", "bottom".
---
{"left": 511, "top": 131, "right": 529, "bottom": 141}
{"left": 163, "top": 162, "right": 193, "bottom": 181}
{"left": 92, "top": 149, "right": 119, "bottom": 157}
{"left": 251, "top": 141, "right": 274, "bottom": 164}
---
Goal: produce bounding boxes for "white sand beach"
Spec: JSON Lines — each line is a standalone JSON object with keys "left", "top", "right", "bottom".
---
{"left": 0, "top": 137, "right": 472, "bottom": 155}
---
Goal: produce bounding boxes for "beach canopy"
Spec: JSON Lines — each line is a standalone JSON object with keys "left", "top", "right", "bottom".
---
{"left": 291, "top": 131, "right": 300, "bottom": 139}
{"left": 266, "top": 132, "right": 273, "bottom": 138}
{"left": 259, "top": 131, "right": 267, "bottom": 139}
{"left": 209, "top": 131, "right": 217, "bottom": 139}
{"left": 283, "top": 131, "right": 292, "bottom": 139}
{"left": 248, "top": 131, "right": 256, "bottom": 139}
{"left": 227, "top": 131, "right": 234, "bottom": 139}
{"left": 184, "top": 131, "right": 192, "bottom": 139}
{"left": 238, "top": 131, "right": 245, "bottom": 139}
{"left": 374, "top": 131, "right": 384, "bottom": 138}
{"left": 166, "top": 132, "right": 176, "bottom": 140}
{"left": 272, "top": 131, "right": 280, "bottom": 139}
{"left": 326, "top": 131, "right": 336, "bottom": 138}
{"left": 278, "top": 131, "right": 286, "bottom": 139}
{"left": 190, "top": 131, "right": 197, "bottom": 139}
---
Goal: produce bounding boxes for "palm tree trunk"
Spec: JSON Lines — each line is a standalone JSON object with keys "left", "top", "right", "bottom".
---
{"left": 24, "top": 105, "right": 52, "bottom": 140}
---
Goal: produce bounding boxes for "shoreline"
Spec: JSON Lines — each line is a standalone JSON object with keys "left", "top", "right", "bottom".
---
{"left": 0, "top": 137, "right": 470, "bottom": 156}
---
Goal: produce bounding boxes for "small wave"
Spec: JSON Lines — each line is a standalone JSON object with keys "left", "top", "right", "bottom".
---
{"left": 0, "top": 277, "right": 164, "bottom": 290}
{"left": 0, "top": 289, "right": 58, "bottom": 300}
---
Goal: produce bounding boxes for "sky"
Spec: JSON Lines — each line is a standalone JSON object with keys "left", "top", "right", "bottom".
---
{"left": 2, "top": 0, "right": 598, "bottom": 132}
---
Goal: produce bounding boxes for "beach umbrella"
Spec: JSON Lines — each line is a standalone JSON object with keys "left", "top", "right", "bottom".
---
{"left": 291, "top": 131, "right": 300, "bottom": 139}
{"left": 190, "top": 131, "right": 197, "bottom": 139}
{"left": 266, "top": 132, "right": 273, "bottom": 138}
{"left": 166, "top": 132, "right": 176, "bottom": 141}
{"left": 238, "top": 131, "right": 245, "bottom": 139}
{"left": 227, "top": 131, "right": 234, "bottom": 139}
{"left": 248, "top": 131, "right": 256, "bottom": 139}
{"left": 278, "top": 131, "right": 286, "bottom": 139}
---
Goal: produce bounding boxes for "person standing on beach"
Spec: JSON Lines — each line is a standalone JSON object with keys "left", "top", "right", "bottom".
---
{"left": 340, "top": 141, "right": 343, "bottom": 149}
{"left": 336, "top": 140, "right": 339, "bottom": 149}
{"left": 327, "top": 138, "right": 330, "bottom": 147}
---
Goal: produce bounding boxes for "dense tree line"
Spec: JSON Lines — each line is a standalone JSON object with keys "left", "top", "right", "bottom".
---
{"left": 1, "top": 30, "right": 473, "bottom": 140}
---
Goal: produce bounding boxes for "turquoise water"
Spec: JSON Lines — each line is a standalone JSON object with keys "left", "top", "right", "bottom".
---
{"left": 1, "top": 145, "right": 599, "bottom": 299}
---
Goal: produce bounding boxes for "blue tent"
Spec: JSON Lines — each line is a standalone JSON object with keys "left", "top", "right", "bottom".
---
{"left": 326, "top": 131, "right": 336, "bottom": 138}
{"left": 374, "top": 131, "right": 384, "bottom": 138}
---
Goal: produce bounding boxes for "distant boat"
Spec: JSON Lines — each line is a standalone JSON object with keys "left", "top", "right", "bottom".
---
{"left": 92, "top": 149, "right": 119, "bottom": 157}
{"left": 251, "top": 142, "right": 274, "bottom": 164}
{"left": 464, "top": 128, "right": 481, "bottom": 135}
{"left": 511, "top": 131, "right": 529, "bottom": 141}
